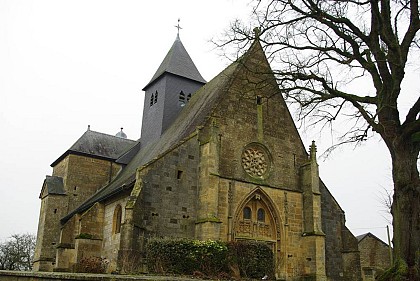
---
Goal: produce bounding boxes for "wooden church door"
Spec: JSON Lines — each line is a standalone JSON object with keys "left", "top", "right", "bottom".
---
{"left": 234, "top": 193, "right": 277, "bottom": 244}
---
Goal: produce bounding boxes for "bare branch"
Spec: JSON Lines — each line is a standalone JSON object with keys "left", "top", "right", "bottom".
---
{"left": 405, "top": 95, "right": 420, "bottom": 124}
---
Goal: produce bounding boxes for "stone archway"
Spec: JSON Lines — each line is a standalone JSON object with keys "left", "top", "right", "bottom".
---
{"left": 233, "top": 187, "right": 283, "bottom": 277}
{"left": 234, "top": 188, "right": 280, "bottom": 242}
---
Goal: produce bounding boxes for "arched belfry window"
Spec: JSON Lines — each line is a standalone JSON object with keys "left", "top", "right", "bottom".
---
{"left": 179, "top": 91, "right": 185, "bottom": 106}
{"left": 150, "top": 93, "right": 154, "bottom": 106}
{"left": 243, "top": 207, "right": 252, "bottom": 220}
{"left": 150, "top": 91, "right": 158, "bottom": 106}
{"left": 113, "top": 204, "right": 122, "bottom": 234}
{"left": 257, "top": 208, "right": 265, "bottom": 222}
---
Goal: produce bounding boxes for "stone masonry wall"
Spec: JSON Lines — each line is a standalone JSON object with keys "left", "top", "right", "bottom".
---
{"left": 133, "top": 136, "right": 200, "bottom": 240}
{"left": 33, "top": 194, "right": 67, "bottom": 271}
{"left": 215, "top": 176, "right": 322, "bottom": 279}
{"left": 358, "top": 235, "right": 391, "bottom": 280}
{"left": 214, "top": 84, "right": 308, "bottom": 192}
{"left": 193, "top": 41, "right": 331, "bottom": 280}
{"left": 102, "top": 196, "right": 129, "bottom": 272}
{"left": 64, "top": 155, "right": 122, "bottom": 213}
{"left": 0, "top": 270, "right": 207, "bottom": 281}
{"left": 320, "top": 181, "right": 362, "bottom": 281}
{"left": 212, "top": 43, "right": 308, "bottom": 194}
{"left": 320, "top": 182, "right": 346, "bottom": 280}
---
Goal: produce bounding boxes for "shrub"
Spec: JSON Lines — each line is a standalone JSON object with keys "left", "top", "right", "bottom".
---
{"left": 146, "top": 238, "right": 228, "bottom": 276}
{"left": 228, "top": 240, "right": 274, "bottom": 279}
{"left": 74, "top": 256, "right": 108, "bottom": 273}
{"left": 119, "top": 250, "right": 144, "bottom": 274}
{"left": 146, "top": 238, "right": 274, "bottom": 279}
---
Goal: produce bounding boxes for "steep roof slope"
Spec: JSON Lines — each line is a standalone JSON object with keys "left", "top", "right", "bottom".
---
{"left": 51, "top": 129, "right": 136, "bottom": 167}
{"left": 142, "top": 35, "right": 206, "bottom": 90}
{"left": 61, "top": 39, "right": 272, "bottom": 223}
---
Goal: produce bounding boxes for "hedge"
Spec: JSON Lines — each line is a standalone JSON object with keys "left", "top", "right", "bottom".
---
{"left": 146, "top": 238, "right": 274, "bottom": 279}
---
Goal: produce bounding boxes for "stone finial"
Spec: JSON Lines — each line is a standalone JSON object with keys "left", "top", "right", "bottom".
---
{"left": 253, "top": 27, "right": 261, "bottom": 39}
{"left": 309, "top": 140, "right": 317, "bottom": 161}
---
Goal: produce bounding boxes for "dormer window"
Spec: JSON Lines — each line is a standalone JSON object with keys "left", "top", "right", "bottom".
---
{"left": 179, "top": 91, "right": 186, "bottom": 107}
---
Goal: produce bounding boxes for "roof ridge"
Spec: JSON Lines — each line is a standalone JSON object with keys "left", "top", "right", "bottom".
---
{"left": 85, "top": 129, "right": 136, "bottom": 142}
{"left": 357, "top": 232, "right": 390, "bottom": 247}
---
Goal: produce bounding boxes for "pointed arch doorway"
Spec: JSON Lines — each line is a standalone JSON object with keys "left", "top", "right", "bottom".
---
{"left": 232, "top": 188, "right": 282, "bottom": 269}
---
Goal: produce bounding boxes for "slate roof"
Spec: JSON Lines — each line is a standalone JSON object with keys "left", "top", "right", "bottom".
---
{"left": 356, "top": 233, "right": 368, "bottom": 241}
{"left": 356, "top": 232, "right": 389, "bottom": 247}
{"left": 115, "top": 140, "right": 142, "bottom": 165}
{"left": 61, "top": 39, "right": 265, "bottom": 224}
{"left": 51, "top": 130, "right": 136, "bottom": 167}
{"left": 142, "top": 35, "right": 206, "bottom": 90}
{"left": 40, "top": 175, "right": 65, "bottom": 198}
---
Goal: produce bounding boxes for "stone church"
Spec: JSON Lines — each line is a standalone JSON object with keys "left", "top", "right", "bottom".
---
{"left": 33, "top": 32, "right": 362, "bottom": 280}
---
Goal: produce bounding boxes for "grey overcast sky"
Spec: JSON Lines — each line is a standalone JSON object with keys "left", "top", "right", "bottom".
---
{"left": 2, "top": 0, "right": 415, "bottom": 244}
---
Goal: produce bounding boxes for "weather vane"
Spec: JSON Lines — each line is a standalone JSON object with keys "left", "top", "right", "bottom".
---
{"left": 175, "top": 18, "right": 182, "bottom": 36}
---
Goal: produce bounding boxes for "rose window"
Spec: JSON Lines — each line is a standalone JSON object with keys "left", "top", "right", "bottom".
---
{"left": 241, "top": 146, "right": 269, "bottom": 178}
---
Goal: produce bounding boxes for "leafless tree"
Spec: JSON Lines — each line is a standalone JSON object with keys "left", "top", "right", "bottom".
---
{"left": 0, "top": 233, "right": 36, "bottom": 271}
{"left": 217, "top": 0, "right": 420, "bottom": 279}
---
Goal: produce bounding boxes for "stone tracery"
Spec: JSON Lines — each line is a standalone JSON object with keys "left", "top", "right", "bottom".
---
{"left": 241, "top": 145, "right": 269, "bottom": 178}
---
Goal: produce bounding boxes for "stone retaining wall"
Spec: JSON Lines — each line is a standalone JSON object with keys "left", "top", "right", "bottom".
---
{"left": 0, "top": 271, "right": 197, "bottom": 281}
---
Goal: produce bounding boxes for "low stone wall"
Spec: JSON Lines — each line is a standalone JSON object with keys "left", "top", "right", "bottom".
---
{"left": 0, "top": 271, "right": 198, "bottom": 281}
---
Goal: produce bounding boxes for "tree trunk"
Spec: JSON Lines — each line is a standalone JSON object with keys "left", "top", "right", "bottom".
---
{"left": 390, "top": 140, "right": 420, "bottom": 279}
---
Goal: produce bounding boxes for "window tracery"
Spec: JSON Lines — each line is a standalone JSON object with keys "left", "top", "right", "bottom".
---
{"left": 241, "top": 144, "right": 271, "bottom": 178}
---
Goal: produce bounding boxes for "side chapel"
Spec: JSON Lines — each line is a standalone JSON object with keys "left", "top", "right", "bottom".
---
{"left": 33, "top": 30, "right": 362, "bottom": 280}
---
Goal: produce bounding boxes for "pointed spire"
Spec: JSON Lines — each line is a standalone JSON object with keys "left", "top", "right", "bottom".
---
{"left": 142, "top": 29, "right": 206, "bottom": 90}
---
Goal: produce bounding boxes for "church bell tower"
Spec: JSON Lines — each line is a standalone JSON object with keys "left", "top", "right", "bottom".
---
{"left": 140, "top": 27, "right": 206, "bottom": 146}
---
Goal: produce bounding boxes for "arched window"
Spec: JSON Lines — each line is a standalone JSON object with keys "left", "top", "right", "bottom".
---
{"left": 243, "top": 207, "right": 252, "bottom": 220}
{"left": 187, "top": 93, "right": 192, "bottom": 102}
{"left": 154, "top": 91, "right": 158, "bottom": 104}
{"left": 150, "top": 93, "right": 154, "bottom": 106}
{"left": 257, "top": 208, "right": 265, "bottom": 222}
{"left": 179, "top": 91, "right": 185, "bottom": 106}
{"left": 113, "top": 205, "right": 122, "bottom": 234}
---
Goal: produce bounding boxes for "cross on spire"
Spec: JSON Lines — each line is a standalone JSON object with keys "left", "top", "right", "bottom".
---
{"left": 175, "top": 18, "right": 182, "bottom": 38}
